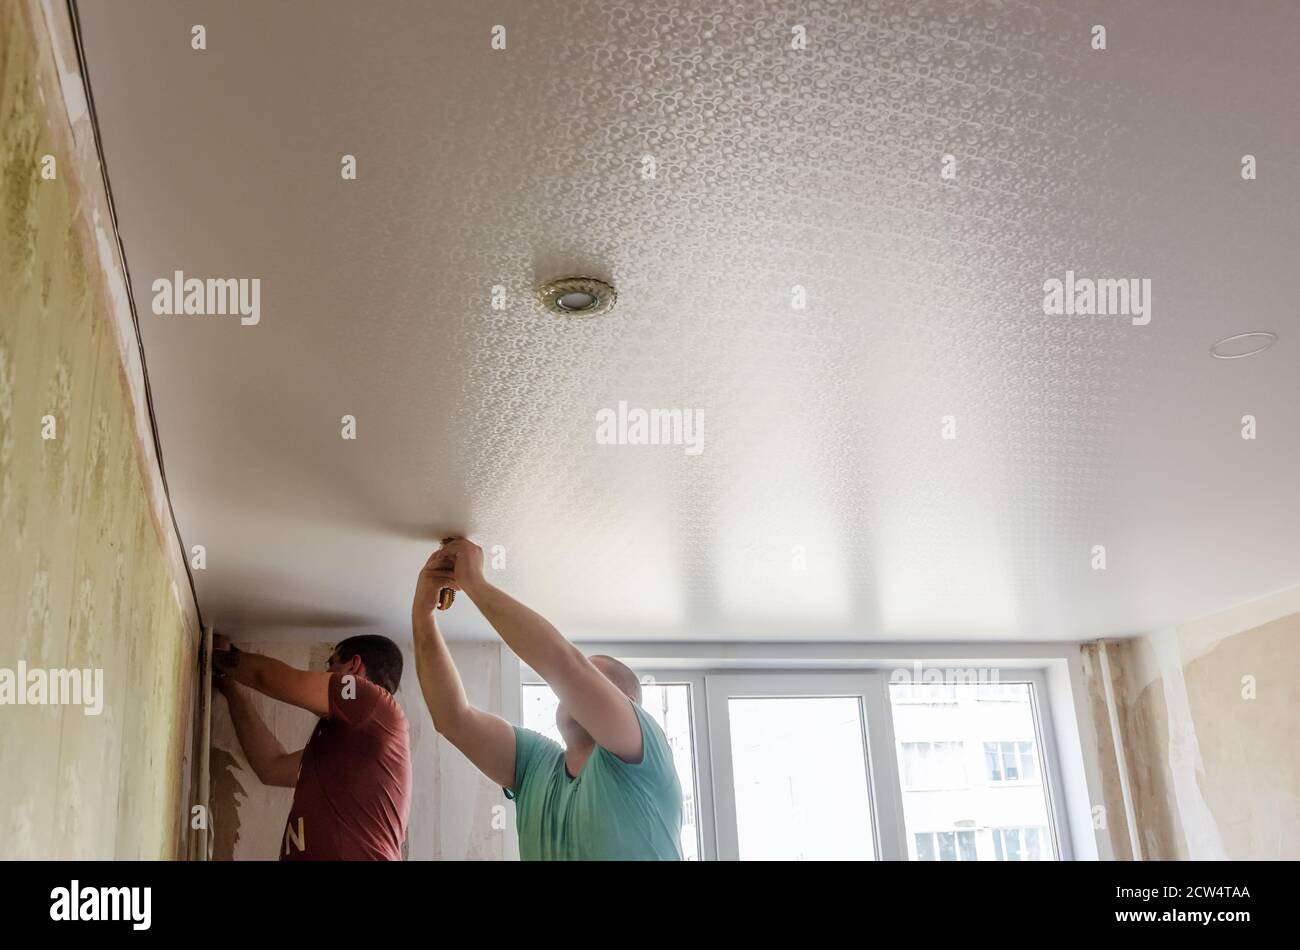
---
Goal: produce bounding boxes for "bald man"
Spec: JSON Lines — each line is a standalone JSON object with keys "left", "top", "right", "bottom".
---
{"left": 411, "top": 539, "right": 682, "bottom": 860}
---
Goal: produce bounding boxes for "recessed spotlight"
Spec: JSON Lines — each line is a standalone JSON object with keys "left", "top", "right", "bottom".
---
{"left": 558, "top": 291, "right": 596, "bottom": 311}
{"left": 536, "top": 277, "right": 617, "bottom": 318}
{"left": 1210, "top": 331, "right": 1277, "bottom": 359}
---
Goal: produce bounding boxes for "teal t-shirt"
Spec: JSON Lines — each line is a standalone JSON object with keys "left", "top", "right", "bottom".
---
{"left": 505, "top": 702, "right": 683, "bottom": 860}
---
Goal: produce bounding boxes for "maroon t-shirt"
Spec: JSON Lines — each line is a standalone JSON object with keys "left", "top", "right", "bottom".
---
{"left": 280, "top": 672, "right": 411, "bottom": 861}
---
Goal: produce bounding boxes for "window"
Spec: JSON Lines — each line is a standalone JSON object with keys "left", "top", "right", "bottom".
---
{"left": 915, "top": 830, "right": 978, "bottom": 861}
{"left": 984, "top": 741, "right": 1038, "bottom": 784}
{"left": 993, "top": 826, "right": 1049, "bottom": 861}
{"left": 520, "top": 681, "right": 701, "bottom": 861}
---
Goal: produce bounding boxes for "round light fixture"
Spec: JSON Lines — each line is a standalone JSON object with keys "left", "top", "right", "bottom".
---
{"left": 1210, "top": 331, "right": 1277, "bottom": 359}
{"left": 536, "top": 276, "right": 617, "bottom": 318}
{"left": 558, "top": 291, "right": 596, "bottom": 311}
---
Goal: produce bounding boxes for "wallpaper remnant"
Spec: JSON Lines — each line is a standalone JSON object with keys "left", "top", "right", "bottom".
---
{"left": 1182, "top": 615, "right": 1300, "bottom": 859}
{"left": 0, "top": 1, "right": 198, "bottom": 859}
{"left": 1083, "top": 601, "right": 1300, "bottom": 860}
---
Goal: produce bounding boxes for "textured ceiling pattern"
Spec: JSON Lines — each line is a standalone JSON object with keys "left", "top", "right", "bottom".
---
{"left": 76, "top": 0, "right": 1300, "bottom": 641}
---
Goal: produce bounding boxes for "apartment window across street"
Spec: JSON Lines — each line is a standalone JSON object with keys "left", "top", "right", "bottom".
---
{"left": 523, "top": 666, "right": 1070, "bottom": 860}
{"left": 985, "top": 740, "right": 1039, "bottom": 783}
{"left": 915, "top": 830, "right": 978, "bottom": 861}
{"left": 993, "top": 826, "right": 1049, "bottom": 861}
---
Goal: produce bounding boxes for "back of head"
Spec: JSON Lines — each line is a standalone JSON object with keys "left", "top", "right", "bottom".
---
{"left": 590, "top": 655, "right": 643, "bottom": 705}
{"left": 333, "top": 635, "right": 403, "bottom": 695}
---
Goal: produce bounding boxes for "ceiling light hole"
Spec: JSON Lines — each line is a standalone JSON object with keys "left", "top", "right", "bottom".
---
{"left": 537, "top": 277, "right": 617, "bottom": 318}
{"left": 1210, "top": 331, "right": 1277, "bottom": 360}
{"left": 557, "top": 291, "right": 597, "bottom": 312}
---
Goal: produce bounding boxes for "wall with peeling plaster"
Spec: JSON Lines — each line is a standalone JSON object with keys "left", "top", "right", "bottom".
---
{"left": 211, "top": 639, "right": 515, "bottom": 860}
{"left": 0, "top": 1, "right": 199, "bottom": 859}
{"left": 1083, "top": 589, "right": 1300, "bottom": 860}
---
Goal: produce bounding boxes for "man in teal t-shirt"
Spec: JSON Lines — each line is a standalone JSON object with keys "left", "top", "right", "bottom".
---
{"left": 410, "top": 538, "right": 683, "bottom": 861}
{"left": 507, "top": 669, "right": 682, "bottom": 860}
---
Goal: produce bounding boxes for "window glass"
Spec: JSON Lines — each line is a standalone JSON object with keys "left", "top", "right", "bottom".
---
{"left": 958, "top": 830, "right": 977, "bottom": 861}
{"left": 916, "top": 833, "right": 936, "bottom": 862}
{"left": 727, "top": 696, "right": 875, "bottom": 860}
{"left": 937, "top": 831, "right": 957, "bottom": 861}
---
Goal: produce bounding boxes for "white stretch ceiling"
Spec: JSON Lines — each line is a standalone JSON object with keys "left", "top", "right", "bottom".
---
{"left": 76, "top": 0, "right": 1300, "bottom": 642}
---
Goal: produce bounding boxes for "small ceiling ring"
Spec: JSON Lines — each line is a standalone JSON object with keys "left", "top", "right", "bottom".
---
{"left": 1210, "top": 331, "right": 1277, "bottom": 359}
{"left": 536, "top": 277, "right": 617, "bottom": 318}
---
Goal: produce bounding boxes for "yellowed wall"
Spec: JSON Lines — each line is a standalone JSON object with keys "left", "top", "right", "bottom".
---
{"left": 0, "top": 1, "right": 198, "bottom": 859}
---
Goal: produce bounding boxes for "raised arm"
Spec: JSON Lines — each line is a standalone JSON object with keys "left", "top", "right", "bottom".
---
{"left": 430, "top": 539, "right": 643, "bottom": 762}
{"left": 412, "top": 551, "right": 517, "bottom": 788}
{"left": 211, "top": 638, "right": 331, "bottom": 719}
{"left": 215, "top": 676, "right": 303, "bottom": 787}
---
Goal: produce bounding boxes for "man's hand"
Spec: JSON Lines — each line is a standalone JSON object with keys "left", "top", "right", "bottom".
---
{"left": 209, "top": 633, "right": 234, "bottom": 695}
{"left": 414, "top": 547, "right": 458, "bottom": 615}
{"left": 414, "top": 538, "right": 488, "bottom": 614}
{"left": 211, "top": 647, "right": 241, "bottom": 679}
{"left": 438, "top": 537, "right": 487, "bottom": 597}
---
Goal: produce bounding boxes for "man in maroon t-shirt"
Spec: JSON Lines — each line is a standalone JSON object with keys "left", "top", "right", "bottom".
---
{"left": 213, "top": 634, "right": 411, "bottom": 860}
